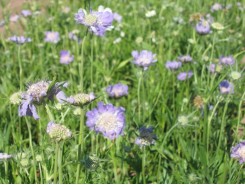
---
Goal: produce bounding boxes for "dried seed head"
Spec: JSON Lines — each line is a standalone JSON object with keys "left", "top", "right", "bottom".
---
{"left": 193, "top": 96, "right": 204, "bottom": 109}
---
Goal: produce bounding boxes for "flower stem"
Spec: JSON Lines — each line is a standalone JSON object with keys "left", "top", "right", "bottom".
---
{"left": 17, "top": 46, "right": 23, "bottom": 90}
{"left": 58, "top": 142, "right": 63, "bottom": 184}
{"left": 141, "top": 147, "right": 146, "bottom": 183}
{"left": 137, "top": 71, "right": 143, "bottom": 122}
{"left": 54, "top": 142, "right": 59, "bottom": 184}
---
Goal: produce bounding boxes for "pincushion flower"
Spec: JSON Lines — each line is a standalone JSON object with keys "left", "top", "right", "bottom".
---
{"left": 219, "top": 56, "right": 235, "bottom": 66}
{"left": 165, "top": 61, "right": 182, "bottom": 70}
{"left": 86, "top": 102, "right": 125, "bottom": 140}
{"left": 21, "top": 10, "right": 32, "bottom": 17}
{"left": 67, "top": 93, "right": 95, "bottom": 106}
{"left": 177, "top": 71, "right": 193, "bottom": 81}
{"left": 46, "top": 122, "right": 72, "bottom": 142}
{"left": 74, "top": 8, "right": 114, "bottom": 36}
{"left": 219, "top": 80, "right": 234, "bottom": 94}
{"left": 195, "top": 19, "right": 211, "bottom": 35}
{"left": 135, "top": 126, "right": 157, "bottom": 147}
{"left": 44, "top": 31, "right": 60, "bottom": 43}
{"left": 60, "top": 50, "right": 74, "bottom": 64}
{"left": 211, "top": 3, "right": 223, "bottom": 12}
{"left": 231, "top": 141, "right": 245, "bottom": 164}
{"left": 106, "top": 83, "right": 128, "bottom": 98}
{"left": 8, "top": 36, "right": 32, "bottom": 44}
{"left": 132, "top": 50, "right": 157, "bottom": 70}
{"left": 178, "top": 55, "right": 193, "bottom": 63}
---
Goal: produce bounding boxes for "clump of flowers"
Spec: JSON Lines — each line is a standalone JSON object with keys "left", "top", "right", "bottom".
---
{"left": 60, "top": 50, "right": 74, "bottom": 64}
{"left": 195, "top": 19, "right": 211, "bottom": 35}
{"left": 219, "top": 56, "right": 235, "bottom": 66}
{"left": 106, "top": 83, "right": 128, "bottom": 98}
{"left": 178, "top": 55, "right": 193, "bottom": 63}
{"left": 135, "top": 126, "right": 157, "bottom": 147}
{"left": 165, "top": 61, "right": 182, "bottom": 70}
{"left": 132, "top": 50, "right": 157, "bottom": 70}
{"left": 231, "top": 141, "right": 245, "bottom": 164}
{"left": 86, "top": 102, "right": 125, "bottom": 140}
{"left": 46, "top": 121, "right": 72, "bottom": 142}
{"left": 67, "top": 93, "right": 95, "bottom": 106}
{"left": 74, "top": 7, "right": 114, "bottom": 36}
{"left": 44, "top": 31, "right": 60, "bottom": 43}
{"left": 219, "top": 80, "right": 234, "bottom": 94}
{"left": 177, "top": 71, "right": 193, "bottom": 81}
{"left": 8, "top": 36, "right": 32, "bottom": 44}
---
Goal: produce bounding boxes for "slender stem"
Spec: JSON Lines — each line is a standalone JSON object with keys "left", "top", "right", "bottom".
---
{"left": 111, "top": 142, "right": 119, "bottom": 183}
{"left": 137, "top": 71, "right": 143, "bottom": 122}
{"left": 142, "top": 147, "right": 146, "bottom": 183}
{"left": 54, "top": 142, "right": 59, "bottom": 184}
{"left": 17, "top": 46, "right": 23, "bottom": 90}
{"left": 58, "top": 143, "right": 63, "bottom": 184}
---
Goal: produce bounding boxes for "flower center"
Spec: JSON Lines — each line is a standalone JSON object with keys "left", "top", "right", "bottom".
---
{"left": 238, "top": 147, "right": 245, "bottom": 159}
{"left": 27, "top": 81, "right": 49, "bottom": 101}
{"left": 96, "top": 112, "right": 118, "bottom": 131}
{"left": 138, "top": 57, "right": 150, "bottom": 65}
{"left": 84, "top": 14, "right": 97, "bottom": 26}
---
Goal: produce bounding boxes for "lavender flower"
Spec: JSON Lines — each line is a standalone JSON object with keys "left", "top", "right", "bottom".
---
{"left": 231, "top": 141, "right": 245, "bottom": 164}
{"left": 106, "top": 83, "right": 128, "bottom": 98}
{"left": 211, "top": 3, "right": 223, "bottom": 12}
{"left": 132, "top": 50, "right": 157, "bottom": 70}
{"left": 195, "top": 19, "right": 211, "bottom": 35}
{"left": 21, "top": 10, "right": 32, "bottom": 17}
{"left": 47, "top": 122, "right": 72, "bottom": 142}
{"left": 165, "top": 61, "right": 182, "bottom": 70}
{"left": 8, "top": 36, "right": 32, "bottom": 44}
{"left": 18, "top": 95, "right": 39, "bottom": 120}
{"left": 0, "top": 153, "right": 12, "bottom": 161}
{"left": 219, "top": 80, "right": 234, "bottom": 94}
{"left": 67, "top": 93, "right": 95, "bottom": 106}
{"left": 177, "top": 71, "right": 193, "bottom": 81}
{"left": 44, "top": 31, "right": 60, "bottom": 43}
{"left": 113, "top": 12, "right": 122, "bottom": 22}
{"left": 86, "top": 102, "right": 125, "bottom": 140}
{"left": 135, "top": 126, "right": 157, "bottom": 147}
{"left": 208, "top": 63, "right": 216, "bottom": 73}
{"left": 60, "top": 50, "right": 74, "bottom": 64}
{"left": 178, "top": 55, "right": 193, "bottom": 63}
{"left": 74, "top": 8, "right": 114, "bottom": 36}
{"left": 219, "top": 56, "right": 235, "bottom": 66}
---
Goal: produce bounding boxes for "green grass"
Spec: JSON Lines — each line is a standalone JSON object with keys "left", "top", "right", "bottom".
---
{"left": 0, "top": 0, "right": 245, "bottom": 183}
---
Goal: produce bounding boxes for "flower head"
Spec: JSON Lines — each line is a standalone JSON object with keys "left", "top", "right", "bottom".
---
{"left": 86, "top": 102, "right": 125, "bottom": 140}
{"left": 8, "top": 36, "right": 32, "bottom": 44}
{"left": 46, "top": 121, "right": 72, "bottom": 142}
{"left": 178, "top": 55, "right": 193, "bottom": 63}
{"left": 113, "top": 12, "right": 122, "bottom": 22}
{"left": 230, "top": 71, "right": 241, "bottom": 80}
{"left": 132, "top": 50, "right": 157, "bottom": 70}
{"left": 231, "top": 141, "right": 245, "bottom": 164}
{"left": 60, "top": 50, "right": 74, "bottom": 64}
{"left": 21, "top": 10, "right": 32, "bottom": 17}
{"left": 135, "top": 126, "right": 157, "bottom": 147}
{"left": 10, "top": 15, "right": 20, "bottom": 22}
{"left": 219, "top": 56, "right": 235, "bottom": 66}
{"left": 10, "top": 91, "right": 22, "bottom": 105}
{"left": 67, "top": 93, "right": 95, "bottom": 106}
{"left": 106, "top": 83, "right": 128, "bottom": 98}
{"left": 219, "top": 80, "right": 234, "bottom": 94}
{"left": 145, "top": 10, "right": 156, "bottom": 18}
{"left": 44, "top": 31, "right": 60, "bottom": 43}
{"left": 195, "top": 19, "right": 211, "bottom": 35}
{"left": 165, "top": 61, "right": 182, "bottom": 70}
{"left": 211, "top": 3, "right": 223, "bottom": 12}
{"left": 0, "top": 153, "right": 12, "bottom": 161}
{"left": 177, "top": 71, "right": 193, "bottom": 81}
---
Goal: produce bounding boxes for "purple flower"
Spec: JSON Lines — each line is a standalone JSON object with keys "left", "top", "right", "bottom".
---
{"left": 208, "top": 63, "right": 216, "bottom": 73}
{"left": 60, "top": 50, "right": 74, "bottom": 64}
{"left": 211, "top": 3, "right": 223, "bottom": 12}
{"left": 219, "top": 80, "right": 234, "bottom": 94}
{"left": 8, "top": 36, "right": 32, "bottom": 44}
{"left": 18, "top": 95, "right": 39, "bottom": 120}
{"left": 44, "top": 31, "right": 60, "bottom": 43}
{"left": 219, "top": 56, "right": 235, "bottom": 66}
{"left": 67, "top": 93, "right": 95, "bottom": 106}
{"left": 195, "top": 19, "right": 211, "bottom": 35}
{"left": 135, "top": 126, "right": 157, "bottom": 147}
{"left": 165, "top": 61, "right": 182, "bottom": 70}
{"left": 177, "top": 71, "right": 193, "bottom": 81}
{"left": 132, "top": 50, "right": 157, "bottom": 70}
{"left": 113, "top": 13, "right": 122, "bottom": 23}
{"left": 74, "top": 8, "right": 114, "bottom": 36}
{"left": 86, "top": 102, "right": 125, "bottom": 140}
{"left": 21, "top": 10, "right": 32, "bottom": 17}
{"left": 106, "top": 83, "right": 128, "bottom": 98}
{"left": 231, "top": 141, "right": 245, "bottom": 164}
{"left": 178, "top": 55, "right": 193, "bottom": 63}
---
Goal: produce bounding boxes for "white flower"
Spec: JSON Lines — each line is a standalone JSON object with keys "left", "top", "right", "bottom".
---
{"left": 145, "top": 10, "right": 156, "bottom": 18}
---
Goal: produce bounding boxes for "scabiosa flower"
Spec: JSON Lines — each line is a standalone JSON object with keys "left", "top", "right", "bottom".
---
{"left": 195, "top": 19, "right": 211, "bottom": 35}
{"left": 178, "top": 55, "right": 193, "bottom": 63}
{"left": 86, "top": 102, "right": 125, "bottom": 140}
{"left": 60, "top": 50, "right": 74, "bottom": 64}
{"left": 10, "top": 15, "right": 20, "bottom": 22}
{"left": 208, "top": 63, "right": 216, "bottom": 73}
{"left": 67, "top": 93, "right": 95, "bottom": 106}
{"left": 21, "top": 10, "right": 32, "bottom": 17}
{"left": 74, "top": 8, "right": 114, "bottom": 36}
{"left": 135, "top": 126, "right": 157, "bottom": 147}
{"left": 165, "top": 61, "right": 182, "bottom": 70}
{"left": 8, "top": 36, "right": 32, "bottom": 44}
{"left": 132, "top": 50, "right": 157, "bottom": 70}
{"left": 219, "top": 80, "right": 234, "bottom": 94}
{"left": 219, "top": 56, "right": 235, "bottom": 66}
{"left": 0, "top": 153, "right": 12, "bottom": 161}
{"left": 230, "top": 71, "right": 241, "bottom": 80}
{"left": 106, "top": 83, "right": 128, "bottom": 98}
{"left": 113, "top": 12, "right": 122, "bottom": 22}
{"left": 46, "top": 121, "right": 72, "bottom": 142}
{"left": 44, "top": 31, "right": 60, "bottom": 43}
{"left": 211, "top": 3, "right": 223, "bottom": 12}
{"left": 231, "top": 141, "right": 245, "bottom": 164}
{"left": 177, "top": 71, "right": 193, "bottom": 81}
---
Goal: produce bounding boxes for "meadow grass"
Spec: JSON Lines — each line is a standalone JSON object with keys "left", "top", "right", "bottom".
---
{"left": 0, "top": 0, "right": 245, "bottom": 183}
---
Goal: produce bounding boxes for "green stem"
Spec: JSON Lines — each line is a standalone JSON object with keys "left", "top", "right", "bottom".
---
{"left": 54, "top": 142, "right": 59, "bottom": 184}
{"left": 58, "top": 143, "right": 63, "bottom": 184}
{"left": 111, "top": 143, "right": 119, "bottom": 183}
{"left": 137, "top": 71, "right": 143, "bottom": 122}
{"left": 18, "top": 46, "right": 23, "bottom": 90}
{"left": 142, "top": 147, "right": 146, "bottom": 183}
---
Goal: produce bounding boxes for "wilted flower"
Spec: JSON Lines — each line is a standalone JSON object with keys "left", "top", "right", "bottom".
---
{"left": 21, "top": 10, "right": 32, "bottom": 17}
{"left": 10, "top": 15, "right": 20, "bottom": 22}
{"left": 44, "top": 31, "right": 60, "bottom": 43}
{"left": 195, "top": 19, "right": 211, "bottom": 35}
{"left": 135, "top": 126, "right": 157, "bottom": 147}
{"left": 132, "top": 50, "right": 157, "bottom": 70}
{"left": 219, "top": 56, "right": 235, "bottom": 66}
{"left": 46, "top": 121, "right": 72, "bottom": 142}
{"left": 8, "top": 36, "right": 32, "bottom": 44}
{"left": 231, "top": 141, "right": 245, "bottom": 164}
{"left": 211, "top": 3, "right": 223, "bottom": 12}
{"left": 165, "top": 61, "right": 182, "bottom": 70}
{"left": 60, "top": 50, "right": 74, "bottom": 64}
{"left": 86, "top": 102, "right": 125, "bottom": 140}
{"left": 0, "top": 153, "right": 12, "bottom": 161}
{"left": 74, "top": 8, "right": 114, "bottom": 36}
{"left": 10, "top": 91, "right": 22, "bottom": 105}
{"left": 177, "top": 71, "right": 193, "bottom": 81}
{"left": 193, "top": 95, "right": 204, "bottom": 109}
{"left": 189, "top": 12, "right": 203, "bottom": 23}
{"left": 219, "top": 80, "right": 234, "bottom": 94}
{"left": 106, "top": 83, "right": 128, "bottom": 98}
{"left": 67, "top": 93, "right": 95, "bottom": 106}
{"left": 145, "top": 10, "right": 156, "bottom": 18}
{"left": 178, "top": 55, "right": 193, "bottom": 63}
